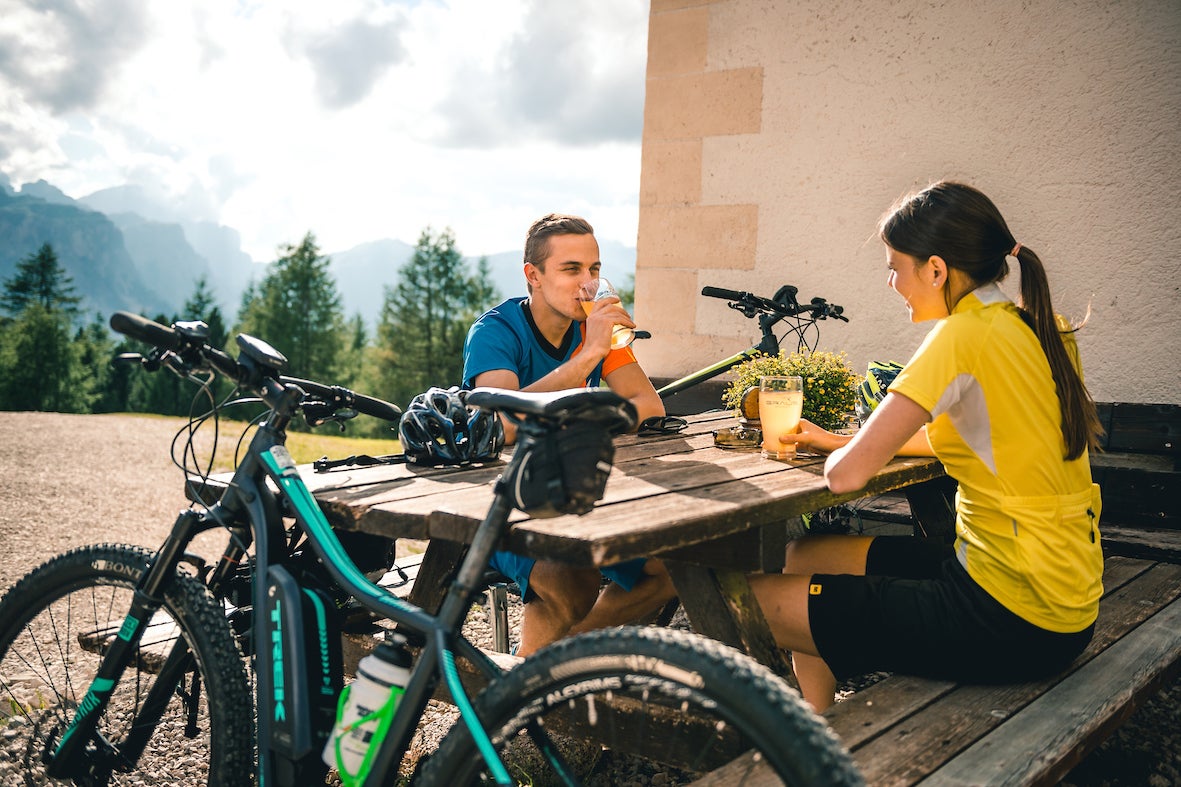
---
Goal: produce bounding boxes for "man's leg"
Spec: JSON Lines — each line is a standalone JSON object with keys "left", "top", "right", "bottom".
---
{"left": 516, "top": 560, "right": 602, "bottom": 657}
{"left": 567, "top": 559, "right": 677, "bottom": 636}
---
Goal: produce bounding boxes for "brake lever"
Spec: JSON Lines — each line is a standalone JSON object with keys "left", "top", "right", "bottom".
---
{"left": 729, "top": 300, "right": 761, "bottom": 319}
{"left": 303, "top": 400, "right": 359, "bottom": 428}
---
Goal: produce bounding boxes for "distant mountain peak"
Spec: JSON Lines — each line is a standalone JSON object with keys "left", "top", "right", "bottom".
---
{"left": 19, "top": 180, "right": 76, "bottom": 206}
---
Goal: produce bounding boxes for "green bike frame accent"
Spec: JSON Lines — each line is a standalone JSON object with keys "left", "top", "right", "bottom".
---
{"left": 259, "top": 446, "right": 512, "bottom": 785}
{"left": 55, "top": 676, "right": 116, "bottom": 752}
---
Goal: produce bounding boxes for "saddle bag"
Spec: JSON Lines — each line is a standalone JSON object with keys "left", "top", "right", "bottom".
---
{"left": 504, "top": 422, "right": 616, "bottom": 518}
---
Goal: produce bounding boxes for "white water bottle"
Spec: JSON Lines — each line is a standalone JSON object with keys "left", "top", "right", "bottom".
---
{"left": 322, "top": 636, "right": 413, "bottom": 784}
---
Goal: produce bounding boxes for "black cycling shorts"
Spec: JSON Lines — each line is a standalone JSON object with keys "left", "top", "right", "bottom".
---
{"left": 807, "top": 536, "right": 1094, "bottom": 682}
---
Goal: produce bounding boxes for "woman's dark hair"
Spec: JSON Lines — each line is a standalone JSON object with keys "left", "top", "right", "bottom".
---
{"left": 879, "top": 181, "right": 1102, "bottom": 459}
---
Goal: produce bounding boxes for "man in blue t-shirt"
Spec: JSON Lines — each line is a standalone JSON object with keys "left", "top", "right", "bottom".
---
{"left": 462, "top": 213, "right": 674, "bottom": 656}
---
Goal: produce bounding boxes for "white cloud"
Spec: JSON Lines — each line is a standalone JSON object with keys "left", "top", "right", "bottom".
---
{"left": 0, "top": 0, "right": 649, "bottom": 260}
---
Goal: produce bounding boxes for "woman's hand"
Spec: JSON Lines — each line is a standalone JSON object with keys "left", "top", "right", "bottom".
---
{"left": 775, "top": 419, "right": 851, "bottom": 455}
{"left": 824, "top": 393, "right": 932, "bottom": 494}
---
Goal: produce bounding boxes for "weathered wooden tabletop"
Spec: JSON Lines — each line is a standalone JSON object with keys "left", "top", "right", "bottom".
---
{"left": 304, "top": 411, "right": 952, "bottom": 675}
{"left": 309, "top": 411, "right": 948, "bottom": 564}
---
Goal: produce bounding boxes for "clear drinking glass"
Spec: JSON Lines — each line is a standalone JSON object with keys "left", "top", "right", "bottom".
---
{"left": 578, "top": 277, "right": 635, "bottom": 350}
{"left": 759, "top": 376, "right": 804, "bottom": 459}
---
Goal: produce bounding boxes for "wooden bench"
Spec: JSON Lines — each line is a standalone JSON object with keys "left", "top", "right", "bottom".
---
{"left": 822, "top": 554, "right": 1181, "bottom": 785}
{"left": 705, "top": 554, "right": 1181, "bottom": 786}
{"left": 1090, "top": 402, "right": 1181, "bottom": 561}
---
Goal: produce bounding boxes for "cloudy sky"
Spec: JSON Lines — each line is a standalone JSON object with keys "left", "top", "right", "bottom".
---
{"left": 0, "top": 0, "right": 650, "bottom": 261}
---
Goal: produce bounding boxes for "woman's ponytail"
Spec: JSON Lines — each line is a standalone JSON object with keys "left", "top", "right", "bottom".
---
{"left": 1014, "top": 246, "right": 1103, "bottom": 459}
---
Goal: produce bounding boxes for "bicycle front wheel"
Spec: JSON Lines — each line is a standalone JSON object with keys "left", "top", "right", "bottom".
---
{"left": 0, "top": 544, "right": 252, "bottom": 786}
{"left": 423, "top": 626, "right": 863, "bottom": 786}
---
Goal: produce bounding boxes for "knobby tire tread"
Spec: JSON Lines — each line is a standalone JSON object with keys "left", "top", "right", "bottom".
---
{"left": 0, "top": 543, "right": 253, "bottom": 786}
{"left": 420, "top": 626, "right": 863, "bottom": 786}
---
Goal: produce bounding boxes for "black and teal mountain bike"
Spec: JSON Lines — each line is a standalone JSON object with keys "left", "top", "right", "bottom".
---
{"left": 0, "top": 311, "right": 861, "bottom": 786}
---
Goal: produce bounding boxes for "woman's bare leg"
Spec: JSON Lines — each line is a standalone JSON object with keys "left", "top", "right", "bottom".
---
{"left": 748, "top": 534, "right": 874, "bottom": 711}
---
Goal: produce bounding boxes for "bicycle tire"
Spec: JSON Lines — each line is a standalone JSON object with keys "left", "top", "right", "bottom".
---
{"left": 420, "top": 626, "right": 863, "bottom": 786}
{"left": 0, "top": 544, "right": 253, "bottom": 786}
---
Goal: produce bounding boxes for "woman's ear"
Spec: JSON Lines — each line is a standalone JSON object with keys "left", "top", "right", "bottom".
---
{"left": 927, "top": 255, "right": 949, "bottom": 288}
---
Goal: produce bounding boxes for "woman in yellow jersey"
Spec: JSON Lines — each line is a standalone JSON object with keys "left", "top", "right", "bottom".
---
{"left": 750, "top": 181, "right": 1105, "bottom": 712}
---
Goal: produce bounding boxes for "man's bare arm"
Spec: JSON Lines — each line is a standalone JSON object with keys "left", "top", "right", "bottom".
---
{"left": 602, "top": 363, "right": 664, "bottom": 426}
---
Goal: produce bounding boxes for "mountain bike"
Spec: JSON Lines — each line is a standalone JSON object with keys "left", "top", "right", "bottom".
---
{"left": 0, "top": 311, "right": 862, "bottom": 786}
{"left": 655, "top": 284, "right": 848, "bottom": 401}
{"left": 652, "top": 285, "right": 877, "bottom": 535}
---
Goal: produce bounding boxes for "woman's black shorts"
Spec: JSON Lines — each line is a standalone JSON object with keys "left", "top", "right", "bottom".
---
{"left": 807, "top": 536, "right": 1094, "bottom": 682}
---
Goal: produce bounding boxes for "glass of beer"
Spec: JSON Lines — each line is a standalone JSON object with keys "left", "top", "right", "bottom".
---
{"left": 759, "top": 376, "right": 804, "bottom": 459}
{"left": 577, "top": 277, "right": 634, "bottom": 350}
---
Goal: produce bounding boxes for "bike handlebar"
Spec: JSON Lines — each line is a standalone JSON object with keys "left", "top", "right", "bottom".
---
{"left": 110, "top": 311, "right": 402, "bottom": 423}
{"left": 110, "top": 311, "right": 184, "bottom": 350}
{"left": 700, "top": 285, "right": 748, "bottom": 302}
{"left": 283, "top": 376, "right": 403, "bottom": 423}
{"left": 701, "top": 284, "right": 847, "bottom": 322}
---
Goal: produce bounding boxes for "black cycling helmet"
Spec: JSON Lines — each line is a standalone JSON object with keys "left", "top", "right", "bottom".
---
{"left": 399, "top": 386, "right": 505, "bottom": 466}
{"left": 855, "top": 360, "right": 904, "bottom": 420}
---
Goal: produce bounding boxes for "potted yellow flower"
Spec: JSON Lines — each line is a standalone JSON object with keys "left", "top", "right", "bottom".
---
{"left": 721, "top": 351, "right": 861, "bottom": 432}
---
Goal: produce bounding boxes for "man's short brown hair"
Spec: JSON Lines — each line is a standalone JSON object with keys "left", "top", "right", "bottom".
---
{"left": 524, "top": 213, "right": 594, "bottom": 270}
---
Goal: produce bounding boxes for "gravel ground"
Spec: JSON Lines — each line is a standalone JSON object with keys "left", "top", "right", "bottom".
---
{"left": 1, "top": 411, "right": 1178, "bottom": 785}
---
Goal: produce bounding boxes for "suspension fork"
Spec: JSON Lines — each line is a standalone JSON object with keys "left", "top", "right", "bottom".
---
{"left": 116, "top": 518, "right": 253, "bottom": 766}
{"left": 47, "top": 509, "right": 207, "bottom": 777}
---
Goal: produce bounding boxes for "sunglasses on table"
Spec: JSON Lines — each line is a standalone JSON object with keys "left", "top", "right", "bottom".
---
{"left": 637, "top": 415, "right": 688, "bottom": 436}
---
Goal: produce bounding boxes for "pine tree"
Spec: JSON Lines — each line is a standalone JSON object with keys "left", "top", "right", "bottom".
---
{"left": 236, "top": 232, "right": 345, "bottom": 383}
{"left": 77, "top": 314, "right": 119, "bottom": 413}
{"left": 374, "top": 228, "right": 500, "bottom": 408}
{"left": 183, "top": 276, "right": 228, "bottom": 350}
{"left": 0, "top": 243, "right": 91, "bottom": 411}
{"left": 0, "top": 306, "right": 92, "bottom": 412}
{"left": 0, "top": 243, "right": 82, "bottom": 318}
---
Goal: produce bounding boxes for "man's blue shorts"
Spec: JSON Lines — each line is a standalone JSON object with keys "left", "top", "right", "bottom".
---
{"left": 489, "top": 550, "right": 647, "bottom": 601}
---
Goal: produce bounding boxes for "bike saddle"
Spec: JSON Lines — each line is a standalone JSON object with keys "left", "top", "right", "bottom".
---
{"left": 466, "top": 387, "right": 637, "bottom": 433}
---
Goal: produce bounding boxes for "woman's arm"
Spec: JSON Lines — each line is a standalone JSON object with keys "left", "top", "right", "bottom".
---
{"left": 824, "top": 392, "right": 932, "bottom": 493}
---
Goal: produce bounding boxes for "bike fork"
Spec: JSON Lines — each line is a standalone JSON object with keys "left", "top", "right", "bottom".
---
{"left": 46, "top": 509, "right": 205, "bottom": 778}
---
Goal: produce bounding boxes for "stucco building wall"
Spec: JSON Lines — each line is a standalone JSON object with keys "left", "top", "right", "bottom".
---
{"left": 633, "top": 0, "right": 1180, "bottom": 404}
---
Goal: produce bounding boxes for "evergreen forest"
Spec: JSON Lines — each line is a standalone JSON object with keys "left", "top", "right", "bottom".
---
{"left": 0, "top": 228, "right": 501, "bottom": 438}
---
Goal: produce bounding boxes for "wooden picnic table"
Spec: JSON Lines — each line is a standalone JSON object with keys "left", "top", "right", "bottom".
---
{"left": 304, "top": 410, "right": 953, "bottom": 677}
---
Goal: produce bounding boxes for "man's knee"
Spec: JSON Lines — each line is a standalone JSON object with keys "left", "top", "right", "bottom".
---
{"left": 528, "top": 562, "right": 600, "bottom": 622}
{"left": 640, "top": 559, "right": 676, "bottom": 598}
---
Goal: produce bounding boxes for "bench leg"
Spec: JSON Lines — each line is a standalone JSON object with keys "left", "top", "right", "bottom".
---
{"left": 663, "top": 559, "right": 794, "bottom": 680}
{"left": 483, "top": 583, "right": 511, "bottom": 653}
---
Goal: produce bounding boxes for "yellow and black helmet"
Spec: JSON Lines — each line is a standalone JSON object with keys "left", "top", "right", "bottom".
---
{"left": 855, "top": 360, "right": 904, "bottom": 420}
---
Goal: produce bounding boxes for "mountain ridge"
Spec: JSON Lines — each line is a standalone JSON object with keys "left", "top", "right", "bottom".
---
{"left": 0, "top": 176, "right": 636, "bottom": 327}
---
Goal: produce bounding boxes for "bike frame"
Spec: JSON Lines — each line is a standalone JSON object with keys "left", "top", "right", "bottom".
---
{"left": 51, "top": 375, "right": 521, "bottom": 787}
{"left": 655, "top": 309, "right": 783, "bottom": 400}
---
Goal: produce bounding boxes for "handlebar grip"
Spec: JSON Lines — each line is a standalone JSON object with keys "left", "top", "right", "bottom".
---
{"left": 110, "top": 311, "right": 181, "bottom": 350}
{"left": 701, "top": 286, "right": 746, "bottom": 301}
{"left": 352, "top": 392, "right": 402, "bottom": 422}
{"left": 284, "top": 376, "right": 402, "bottom": 422}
